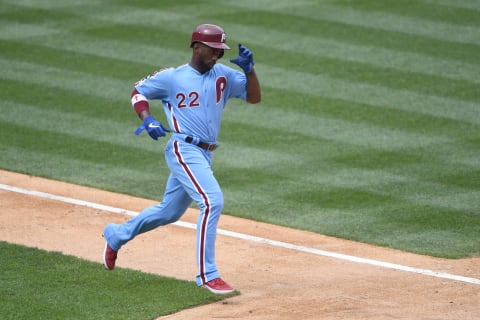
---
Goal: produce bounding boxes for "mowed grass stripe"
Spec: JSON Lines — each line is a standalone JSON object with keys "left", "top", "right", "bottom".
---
{"left": 258, "top": 65, "right": 480, "bottom": 125}
{"left": 282, "top": 158, "right": 480, "bottom": 210}
{"left": 0, "top": 58, "right": 130, "bottom": 100}
{"left": 224, "top": 24, "right": 480, "bottom": 84}
{"left": 1, "top": 0, "right": 103, "bottom": 10}
{"left": 25, "top": 33, "right": 187, "bottom": 72}
{"left": 365, "top": 179, "right": 480, "bottom": 213}
{"left": 0, "top": 100, "right": 142, "bottom": 149}
{"left": 425, "top": 141, "right": 480, "bottom": 167}
{"left": 213, "top": 12, "right": 479, "bottom": 64}
{"left": 0, "top": 39, "right": 153, "bottom": 81}
{"left": 0, "top": 0, "right": 116, "bottom": 30}
{"left": 224, "top": 103, "right": 450, "bottom": 150}
{"left": 16, "top": 1, "right": 476, "bottom": 85}
{"left": 89, "top": 5, "right": 480, "bottom": 77}
{"left": 0, "top": 21, "right": 60, "bottom": 39}
{"left": 259, "top": 88, "right": 480, "bottom": 139}
{"left": 0, "top": 122, "right": 171, "bottom": 199}
{"left": 288, "top": 178, "right": 480, "bottom": 219}
{"left": 422, "top": 0, "right": 480, "bottom": 11}
{"left": 331, "top": 154, "right": 480, "bottom": 199}
{"left": 0, "top": 144, "right": 169, "bottom": 198}
{"left": 328, "top": 145, "right": 480, "bottom": 186}
{"left": 224, "top": 1, "right": 480, "bottom": 44}
{"left": 274, "top": 51, "right": 480, "bottom": 101}
{"left": 227, "top": 160, "right": 480, "bottom": 216}
{"left": 19, "top": 26, "right": 480, "bottom": 101}
{"left": 317, "top": 4, "right": 480, "bottom": 43}
{"left": 0, "top": 78, "right": 126, "bottom": 118}
{"left": 335, "top": 0, "right": 480, "bottom": 26}
{"left": 0, "top": 121, "right": 159, "bottom": 169}
{"left": 289, "top": 143, "right": 480, "bottom": 205}
{"left": 0, "top": 2, "right": 79, "bottom": 24}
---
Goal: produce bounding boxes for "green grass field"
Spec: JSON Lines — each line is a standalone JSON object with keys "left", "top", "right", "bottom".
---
{"left": 1, "top": 0, "right": 479, "bottom": 317}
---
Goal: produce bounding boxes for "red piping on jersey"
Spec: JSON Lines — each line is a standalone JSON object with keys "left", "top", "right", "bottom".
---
{"left": 168, "top": 103, "right": 181, "bottom": 132}
{"left": 173, "top": 140, "right": 210, "bottom": 284}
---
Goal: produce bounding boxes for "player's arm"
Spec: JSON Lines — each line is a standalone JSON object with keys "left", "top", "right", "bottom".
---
{"left": 131, "top": 88, "right": 170, "bottom": 140}
{"left": 230, "top": 44, "right": 261, "bottom": 104}
{"left": 131, "top": 88, "right": 151, "bottom": 120}
{"left": 245, "top": 68, "right": 261, "bottom": 104}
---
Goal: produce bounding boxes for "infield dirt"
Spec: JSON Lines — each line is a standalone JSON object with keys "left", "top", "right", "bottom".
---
{"left": 1, "top": 170, "right": 479, "bottom": 319}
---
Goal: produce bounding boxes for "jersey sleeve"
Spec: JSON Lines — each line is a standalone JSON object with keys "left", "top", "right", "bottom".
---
{"left": 134, "top": 68, "right": 172, "bottom": 100}
{"left": 226, "top": 67, "right": 248, "bottom": 101}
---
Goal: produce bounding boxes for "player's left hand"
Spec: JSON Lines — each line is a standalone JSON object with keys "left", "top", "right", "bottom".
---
{"left": 230, "top": 43, "right": 254, "bottom": 74}
{"left": 134, "top": 115, "right": 170, "bottom": 140}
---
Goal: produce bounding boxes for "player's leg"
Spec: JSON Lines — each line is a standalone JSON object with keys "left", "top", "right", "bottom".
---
{"left": 193, "top": 176, "right": 223, "bottom": 286}
{"left": 167, "top": 140, "right": 229, "bottom": 290}
{"left": 103, "top": 173, "right": 192, "bottom": 251}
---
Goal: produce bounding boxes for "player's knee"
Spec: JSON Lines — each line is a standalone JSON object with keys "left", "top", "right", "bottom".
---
{"left": 204, "top": 191, "right": 224, "bottom": 212}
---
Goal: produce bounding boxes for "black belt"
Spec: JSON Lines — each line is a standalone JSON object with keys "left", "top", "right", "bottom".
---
{"left": 185, "top": 136, "right": 218, "bottom": 151}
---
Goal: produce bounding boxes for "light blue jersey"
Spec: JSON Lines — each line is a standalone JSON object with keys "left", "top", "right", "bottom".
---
{"left": 135, "top": 63, "right": 247, "bottom": 143}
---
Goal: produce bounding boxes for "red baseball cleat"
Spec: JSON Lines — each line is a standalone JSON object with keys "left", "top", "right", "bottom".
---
{"left": 103, "top": 241, "right": 117, "bottom": 270}
{"left": 202, "top": 278, "right": 234, "bottom": 295}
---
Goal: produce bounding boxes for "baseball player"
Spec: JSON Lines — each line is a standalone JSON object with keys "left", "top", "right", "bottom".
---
{"left": 102, "top": 23, "right": 261, "bottom": 294}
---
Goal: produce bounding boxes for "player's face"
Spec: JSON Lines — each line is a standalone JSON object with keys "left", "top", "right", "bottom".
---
{"left": 192, "top": 43, "right": 223, "bottom": 73}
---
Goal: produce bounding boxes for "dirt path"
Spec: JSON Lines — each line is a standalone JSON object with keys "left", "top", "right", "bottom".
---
{"left": 1, "top": 170, "right": 479, "bottom": 319}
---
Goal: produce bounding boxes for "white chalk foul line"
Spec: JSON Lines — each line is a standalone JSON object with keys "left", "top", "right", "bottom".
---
{"left": 1, "top": 183, "right": 479, "bottom": 285}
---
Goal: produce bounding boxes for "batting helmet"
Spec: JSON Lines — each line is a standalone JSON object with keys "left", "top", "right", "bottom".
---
{"left": 190, "top": 24, "right": 231, "bottom": 51}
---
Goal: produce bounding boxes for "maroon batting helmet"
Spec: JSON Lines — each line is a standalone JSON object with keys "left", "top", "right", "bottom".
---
{"left": 190, "top": 24, "right": 231, "bottom": 51}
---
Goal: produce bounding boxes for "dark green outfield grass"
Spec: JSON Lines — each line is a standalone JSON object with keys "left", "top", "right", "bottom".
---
{"left": 1, "top": 0, "right": 479, "bottom": 318}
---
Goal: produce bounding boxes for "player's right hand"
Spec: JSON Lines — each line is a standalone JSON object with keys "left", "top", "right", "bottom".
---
{"left": 135, "top": 115, "right": 170, "bottom": 140}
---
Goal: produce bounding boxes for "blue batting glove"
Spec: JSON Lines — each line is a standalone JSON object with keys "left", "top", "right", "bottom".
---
{"left": 230, "top": 43, "right": 254, "bottom": 74}
{"left": 134, "top": 115, "right": 170, "bottom": 140}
